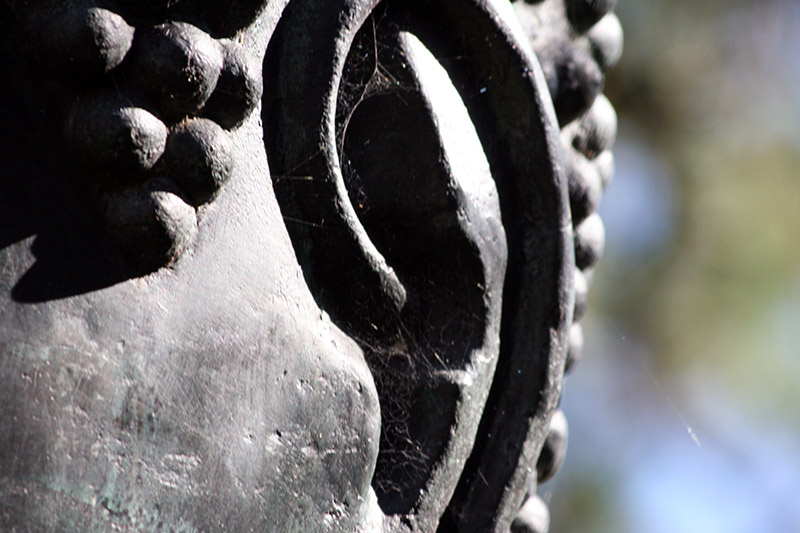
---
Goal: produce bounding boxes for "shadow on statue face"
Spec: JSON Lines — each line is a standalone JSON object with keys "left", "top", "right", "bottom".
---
{"left": 0, "top": 48, "right": 127, "bottom": 301}
{"left": 0, "top": 0, "right": 620, "bottom": 529}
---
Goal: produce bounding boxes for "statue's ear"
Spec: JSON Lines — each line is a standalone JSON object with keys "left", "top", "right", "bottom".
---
{"left": 262, "top": 1, "right": 573, "bottom": 529}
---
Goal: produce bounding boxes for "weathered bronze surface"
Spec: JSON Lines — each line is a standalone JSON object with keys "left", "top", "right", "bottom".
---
{"left": 0, "top": 0, "right": 620, "bottom": 530}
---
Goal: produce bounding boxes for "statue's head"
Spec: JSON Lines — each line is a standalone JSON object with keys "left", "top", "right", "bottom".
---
{"left": 0, "top": 0, "right": 620, "bottom": 530}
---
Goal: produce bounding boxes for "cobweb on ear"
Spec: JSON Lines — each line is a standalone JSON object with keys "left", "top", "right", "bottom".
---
{"left": 342, "top": 280, "right": 444, "bottom": 507}
{"left": 357, "top": 331, "right": 431, "bottom": 503}
{"left": 336, "top": 12, "right": 408, "bottom": 154}
{"left": 333, "top": 9, "right": 490, "bottom": 512}
{"left": 335, "top": 11, "right": 415, "bottom": 215}
{"left": 334, "top": 13, "right": 431, "bottom": 489}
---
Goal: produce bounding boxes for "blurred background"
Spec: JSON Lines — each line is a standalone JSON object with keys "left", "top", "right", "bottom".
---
{"left": 546, "top": 0, "right": 800, "bottom": 531}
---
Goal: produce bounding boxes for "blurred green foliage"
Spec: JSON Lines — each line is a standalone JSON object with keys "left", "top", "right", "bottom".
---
{"left": 604, "top": 0, "right": 800, "bottom": 406}
{"left": 549, "top": 0, "right": 800, "bottom": 530}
